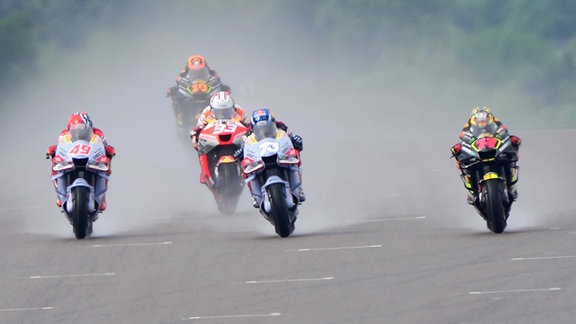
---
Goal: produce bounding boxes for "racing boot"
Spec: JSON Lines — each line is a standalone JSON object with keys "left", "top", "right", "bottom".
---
{"left": 250, "top": 196, "right": 259, "bottom": 208}
{"left": 466, "top": 191, "right": 477, "bottom": 205}
{"left": 99, "top": 197, "right": 107, "bottom": 211}
{"left": 298, "top": 188, "right": 306, "bottom": 203}
{"left": 56, "top": 197, "right": 62, "bottom": 207}
{"left": 289, "top": 168, "right": 305, "bottom": 203}
{"left": 509, "top": 184, "right": 518, "bottom": 201}
{"left": 198, "top": 154, "right": 213, "bottom": 188}
{"left": 247, "top": 179, "right": 262, "bottom": 208}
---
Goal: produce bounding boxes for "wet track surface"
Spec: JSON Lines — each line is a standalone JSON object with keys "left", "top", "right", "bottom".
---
{"left": 2, "top": 126, "right": 576, "bottom": 323}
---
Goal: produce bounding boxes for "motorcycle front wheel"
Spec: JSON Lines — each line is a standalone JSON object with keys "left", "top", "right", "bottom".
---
{"left": 484, "top": 180, "right": 507, "bottom": 234}
{"left": 215, "top": 163, "right": 243, "bottom": 215}
{"left": 71, "top": 186, "right": 90, "bottom": 239}
{"left": 267, "top": 183, "right": 294, "bottom": 238}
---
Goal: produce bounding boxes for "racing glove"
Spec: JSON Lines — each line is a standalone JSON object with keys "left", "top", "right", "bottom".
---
{"left": 46, "top": 145, "right": 57, "bottom": 159}
{"left": 105, "top": 145, "right": 116, "bottom": 159}
{"left": 291, "top": 134, "right": 303, "bottom": 151}
{"left": 510, "top": 135, "right": 522, "bottom": 147}
{"left": 190, "top": 127, "right": 203, "bottom": 150}
{"left": 233, "top": 148, "right": 244, "bottom": 161}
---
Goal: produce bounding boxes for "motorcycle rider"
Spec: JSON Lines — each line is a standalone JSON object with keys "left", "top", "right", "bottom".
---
{"left": 237, "top": 108, "right": 305, "bottom": 208}
{"left": 166, "top": 54, "right": 230, "bottom": 101}
{"left": 46, "top": 112, "right": 116, "bottom": 211}
{"left": 190, "top": 91, "right": 250, "bottom": 187}
{"left": 450, "top": 106, "right": 521, "bottom": 205}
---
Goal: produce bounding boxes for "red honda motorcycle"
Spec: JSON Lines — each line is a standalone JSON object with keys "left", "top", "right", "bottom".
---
{"left": 196, "top": 120, "right": 249, "bottom": 214}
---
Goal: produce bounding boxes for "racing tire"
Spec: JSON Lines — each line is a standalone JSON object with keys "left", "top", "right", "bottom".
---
{"left": 215, "top": 163, "right": 243, "bottom": 215}
{"left": 484, "top": 180, "right": 507, "bottom": 234}
{"left": 72, "top": 186, "right": 90, "bottom": 239}
{"left": 268, "top": 183, "right": 294, "bottom": 238}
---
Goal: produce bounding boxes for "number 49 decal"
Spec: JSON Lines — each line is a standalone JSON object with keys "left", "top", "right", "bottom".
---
{"left": 69, "top": 144, "right": 92, "bottom": 155}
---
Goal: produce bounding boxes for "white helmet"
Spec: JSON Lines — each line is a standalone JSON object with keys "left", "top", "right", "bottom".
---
{"left": 210, "top": 91, "right": 235, "bottom": 120}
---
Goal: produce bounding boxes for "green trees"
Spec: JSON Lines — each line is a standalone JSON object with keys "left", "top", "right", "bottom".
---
{"left": 1, "top": 1, "right": 574, "bottom": 125}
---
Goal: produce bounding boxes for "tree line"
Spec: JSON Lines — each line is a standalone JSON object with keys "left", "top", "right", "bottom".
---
{"left": 1, "top": 0, "right": 575, "bottom": 124}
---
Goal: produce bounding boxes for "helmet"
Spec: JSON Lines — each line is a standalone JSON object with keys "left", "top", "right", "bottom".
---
{"left": 251, "top": 108, "right": 277, "bottom": 140}
{"left": 67, "top": 112, "right": 93, "bottom": 140}
{"left": 251, "top": 108, "right": 275, "bottom": 126}
{"left": 185, "top": 55, "right": 210, "bottom": 80}
{"left": 209, "top": 91, "right": 235, "bottom": 120}
{"left": 186, "top": 55, "right": 207, "bottom": 70}
{"left": 67, "top": 112, "right": 93, "bottom": 130}
{"left": 470, "top": 106, "right": 494, "bottom": 127}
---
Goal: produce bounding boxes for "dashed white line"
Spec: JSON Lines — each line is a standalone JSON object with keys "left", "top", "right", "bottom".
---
{"left": 298, "top": 245, "right": 381, "bottom": 252}
{"left": 244, "top": 277, "right": 334, "bottom": 284}
{"left": 512, "top": 255, "right": 576, "bottom": 261}
{"left": 92, "top": 241, "right": 173, "bottom": 248}
{"left": 0, "top": 307, "right": 53, "bottom": 312}
{"left": 29, "top": 272, "right": 115, "bottom": 279}
{"left": 0, "top": 206, "right": 43, "bottom": 211}
{"left": 185, "top": 312, "right": 281, "bottom": 320}
{"left": 469, "top": 287, "right": 561, "bottom": 295}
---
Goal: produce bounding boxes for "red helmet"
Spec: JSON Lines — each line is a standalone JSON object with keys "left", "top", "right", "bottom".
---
{"left": 67, "top": 112, "right": 93, "bottom": 130}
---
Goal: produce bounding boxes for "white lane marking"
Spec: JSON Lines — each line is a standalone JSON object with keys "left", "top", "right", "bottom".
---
{"left": 365, "top": 216, "right": 426, "bottom": 222}
{"left": 29, "top": 272, "right": 115, "bottom": 279}
{"left": 298, "top": 245, "right": 381, "bottom": 252}
{"left": 512, "top": 255, "right": 576, "bottom": 261}
{"left": 0, "top": 206, "right": 43, "bottom": 211}
{"left": 0, "top": 307, "right": 53, "bottom": 312}
{"left": 244, "top": 277, "right": 334, "bottom": 284}
{"left": 92, "top": 241, "right": 173, "bottom": 248}
{"left": 469, "top": 287, "right": 561, "bottom": 295}
{"left": 185, "top": 312, "right": 281, "bottom": 320}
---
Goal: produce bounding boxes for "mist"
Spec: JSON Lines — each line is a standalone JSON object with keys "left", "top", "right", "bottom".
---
{"left": 0, "top": 2, "right": 572, "bottom": 237}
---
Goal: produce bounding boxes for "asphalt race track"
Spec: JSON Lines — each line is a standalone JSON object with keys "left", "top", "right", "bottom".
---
{"left": 1, "top": 119, "right": 576, "bottom": 323}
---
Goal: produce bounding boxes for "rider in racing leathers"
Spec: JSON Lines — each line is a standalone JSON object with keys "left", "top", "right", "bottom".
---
{"left": 450, "top": 106, "right": 521, "bottom": 205}
{"left": 190, "top": 91, "right": 251, "bottom": 188}
{"left": 166, "top": 54, "right": 230, "bottom": 102}
{"left": 236, "top": 108, "right": 305, "bottom": 208}
{"left": 46, "top": 112, "right": 116, "bottom": 211}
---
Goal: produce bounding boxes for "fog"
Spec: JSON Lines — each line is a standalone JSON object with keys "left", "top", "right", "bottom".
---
{"left": 0, "top": 3, "right": 573, "bottom": 237}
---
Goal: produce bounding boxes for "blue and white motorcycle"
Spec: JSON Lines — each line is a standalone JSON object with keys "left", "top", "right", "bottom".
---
{"left": 50, "top": 130, "right": 110, "bottom": 239}
{"left": 241, "top": 122, "right": 302, "bottom": 237}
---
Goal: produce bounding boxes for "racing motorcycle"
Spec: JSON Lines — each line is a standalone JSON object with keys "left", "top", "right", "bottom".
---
{"left": 241, "top": 124, "right": 302, "bottom": 237}
{"left": 452, "top": 124, "right": 519, "bottom": 233}
{"left": 50, "top": 130, "right": 110, "bottom": 239}
{"left": 197, "top": 120, "right": 249, "bottom": 214}
{"left": 170, "top": 77, "right": 215, "bottom": 137}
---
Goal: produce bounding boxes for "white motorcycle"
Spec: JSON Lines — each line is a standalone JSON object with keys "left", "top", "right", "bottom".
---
{"left": 50, "top": 129, "right": 110, "bottom": 239}
{"left": 241, "top": 122, "right": 302, "bottom": 237}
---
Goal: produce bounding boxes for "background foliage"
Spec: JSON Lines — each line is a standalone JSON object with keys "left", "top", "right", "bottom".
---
{"left": 1, "top": 0, "right": 575, "bottom": 127}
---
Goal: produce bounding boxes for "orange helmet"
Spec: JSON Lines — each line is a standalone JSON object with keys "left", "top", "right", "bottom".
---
{"left": 186, "top": 55, "right": 207, "bottom": 71}
{"left": 67, "top": 112, "right": 93, "bottom": 130}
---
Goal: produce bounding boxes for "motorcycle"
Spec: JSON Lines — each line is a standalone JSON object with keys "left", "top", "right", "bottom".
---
{"left": 170, "top": 78, "right": 214, "bottom": 137}
{"left": 50, "top": 130, "right": 110, "bottom": 239}
{"left": 241, "top": 124, "right": 302, "bottom": 237}
{"left": 197, "top": 120, "right": 249, "bottom": 214}
{"left": 453, "top": 124, "right": 519, "bottom": 233}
